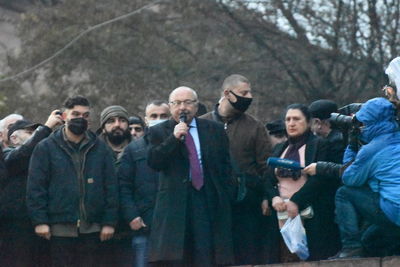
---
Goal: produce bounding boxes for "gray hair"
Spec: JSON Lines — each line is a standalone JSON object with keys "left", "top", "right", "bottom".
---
{"left": 0, "top": 114, "right": 23, "bottom": 132}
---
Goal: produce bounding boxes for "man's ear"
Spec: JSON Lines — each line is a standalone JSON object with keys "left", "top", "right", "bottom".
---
{"left": 223, "top": 89, "right": 230, "bottom": 98}
{"left": 323, "top": 119, "right": 331, "bottom": 127}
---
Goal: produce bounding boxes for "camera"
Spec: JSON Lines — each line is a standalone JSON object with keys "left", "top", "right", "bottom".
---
{"left": 330, "top": 103, "right": 364, "bottom": 151}
{"left": 338, "top": 103, "right": 363, "bottom": 116}
{"left": 329, "top": 103, "right": 363, "bottom": 129}
{"left": 330, "top": 113, "right": 363, "bottom": 129}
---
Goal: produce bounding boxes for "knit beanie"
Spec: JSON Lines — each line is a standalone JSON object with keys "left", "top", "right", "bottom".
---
{"left": 100, "top": 105, "right": 129, "bottom": 127}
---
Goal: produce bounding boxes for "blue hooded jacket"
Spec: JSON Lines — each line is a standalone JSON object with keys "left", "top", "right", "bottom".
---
{"left": 342, "top": 97, "right": 400, "bottom": 226}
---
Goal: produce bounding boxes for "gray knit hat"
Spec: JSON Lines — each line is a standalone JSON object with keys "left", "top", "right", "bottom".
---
{"left": 100, "top": 105, "right": 129, "bottom": 127}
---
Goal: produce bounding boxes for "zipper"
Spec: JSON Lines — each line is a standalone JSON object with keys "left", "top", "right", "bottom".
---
{"left": 79, "top": 142, "right": 95, "bottom": 223}
{"left": 58, "top": 138, "right": 95, "bottom": 225}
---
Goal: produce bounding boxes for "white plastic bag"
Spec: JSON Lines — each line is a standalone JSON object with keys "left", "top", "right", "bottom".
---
{"left": 280, "top": 215, "right": 310, "bottom": 260}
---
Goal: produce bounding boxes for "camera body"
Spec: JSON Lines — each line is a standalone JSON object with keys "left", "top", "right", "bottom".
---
{"left": 329, "top": 103, "right": 363, "bottom": 129}
{"left": 329, "top": 113, "right": 363, "bottom": 129}
{"left": 329, "top": 103, "right": 364, "bottom": 151}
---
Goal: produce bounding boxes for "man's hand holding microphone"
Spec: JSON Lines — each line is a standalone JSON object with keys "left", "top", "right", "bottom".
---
{"left": 174, "top": 112, "right": 188, "bottom": 141}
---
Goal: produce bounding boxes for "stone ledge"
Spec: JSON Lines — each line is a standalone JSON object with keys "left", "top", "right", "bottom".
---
{"left": 233, "top": 256, "right": 400, "bottom": 267}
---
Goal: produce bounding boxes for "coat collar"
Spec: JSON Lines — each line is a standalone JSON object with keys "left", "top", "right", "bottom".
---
{"left": 196, "top": 118, "right": 209, "bottom": 161}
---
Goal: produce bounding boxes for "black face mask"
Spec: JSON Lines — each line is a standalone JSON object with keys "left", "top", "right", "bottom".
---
{"left": 105, "top": 128, "right": 131, "bottom": 145}
{"left": 68, "top": 118, "right": 88, "bottom": 135}
{"left": 228, "top": 90, "right": 253, "bottom": 113}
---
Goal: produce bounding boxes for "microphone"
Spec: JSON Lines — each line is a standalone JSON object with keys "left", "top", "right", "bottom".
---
{"left": 266, "top": 157, "right": 303, "bottom": 171}
{"left": 179, "top": 112, "right": 187, "bottom": 141}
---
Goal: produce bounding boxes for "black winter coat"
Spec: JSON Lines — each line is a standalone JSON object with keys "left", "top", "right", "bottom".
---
{"left": 27, "top": 127, "right": 118, "bottom": 227}
{"left": 119, "top": 136, "right": 159, "bottom": 235}
{"left": 0, "top": 126, "right": 51, "bottom": 231}
{"left": 264, "top": 134, "right": 341, "bottom": 261}
{"left": 147, "top": 118, "right": 234, "bottom": 265}
{"left": 325, "top": 129, "right": 346, "bottom": 164}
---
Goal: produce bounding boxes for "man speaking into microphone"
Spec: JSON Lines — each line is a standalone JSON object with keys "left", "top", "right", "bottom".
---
{"left": 147, "top": 86, "right": 234, "bottom": 267}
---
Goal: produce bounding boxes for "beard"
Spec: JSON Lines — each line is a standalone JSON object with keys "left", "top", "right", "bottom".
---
{"left": 105, "top": 127, "right": 131, "bottom": 145}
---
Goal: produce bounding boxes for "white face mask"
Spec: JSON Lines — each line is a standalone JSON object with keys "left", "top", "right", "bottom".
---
{"left": 148, "top": 119, "right": 167, "bottom": 127}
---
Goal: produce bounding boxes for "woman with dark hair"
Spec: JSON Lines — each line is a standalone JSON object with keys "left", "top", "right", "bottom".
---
{"left": 264, "top": 104, "right": 340, "bottom": 263}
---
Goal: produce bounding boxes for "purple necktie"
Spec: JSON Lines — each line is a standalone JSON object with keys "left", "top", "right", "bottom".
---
{"left": 185, "top": 130, "right": 204, "bottom": 190}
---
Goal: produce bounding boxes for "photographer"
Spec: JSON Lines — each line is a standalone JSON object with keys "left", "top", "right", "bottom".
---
{"left": 320, "top": 97, "right": 400, "bottom": 259}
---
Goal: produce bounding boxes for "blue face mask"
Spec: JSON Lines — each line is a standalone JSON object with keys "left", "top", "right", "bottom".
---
{"left": 148, "top": 119, "right": 167, "bottom": 128}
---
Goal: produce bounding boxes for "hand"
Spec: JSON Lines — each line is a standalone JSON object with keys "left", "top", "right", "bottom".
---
{"left": 303, "top": 163, "right": 317, "bottom": 176}
{"left": 44, "top": 110, "right": 64, "bottom": 129}
{"left": 129, "top": 217, "right": 147, "bottom": 231}
{"left": 173, "top": 121, "right": 189, "bottom": 140}
{"left": 261, "top": 199, "right": 271, "bottom": 216}
{"left": 272, "top": 196, "right": 286, "bottom": 212}
{"left": 348, "top": 127, "right": 361, "bottom": 152}
{"left": 100, "top": 225, "right": 115, "bottom": 241}
{"left": 35, "top": 224, "right": 51, "bottom": 240}
{"left": 286, "top": 200, "right": 299, "bottom": 218}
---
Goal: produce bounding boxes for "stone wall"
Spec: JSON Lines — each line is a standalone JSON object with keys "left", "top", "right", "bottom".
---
{"left": 233, "top": 256, "right": 400, "bottom": 267}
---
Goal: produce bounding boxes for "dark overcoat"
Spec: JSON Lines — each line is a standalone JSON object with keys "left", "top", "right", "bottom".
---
{"left": 264, "top": 134, "right": 341, "bottom": 261}
{"left": 147, "top": 118, "right": 234, "bottom": 265}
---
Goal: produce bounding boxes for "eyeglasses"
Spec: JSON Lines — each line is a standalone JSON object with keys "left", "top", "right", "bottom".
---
{"left": 169, "top": 99, "right": 197, "bottom": 106}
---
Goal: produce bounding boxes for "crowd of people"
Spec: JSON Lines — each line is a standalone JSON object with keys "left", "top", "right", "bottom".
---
{"left": 0, "top": 73, "right": 400, "bottom": 267}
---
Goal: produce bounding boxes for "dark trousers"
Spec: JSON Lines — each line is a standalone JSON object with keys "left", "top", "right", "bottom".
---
{"left": 185, "top": 186, "right": 214, "bottom": 267}
{"left": 97, "top": 235, "right": 133, "bottom": 267}
{"left": 0, "top": 221, "right": 51, "bottom": 267}
{"left": 0, "top": 231, "right": 50, "bottom": 267}
{"left": 50, "top": 233, "right": 99, "bottom": 267}
{"left": 154, "top": 187, "right": 214, "bottom": 267}
{"left": 335, "top": 186, "right": 399, "bottom": 249}
{"left": 232, "top": 188, "right": 266, "bottom": 265}
{"left": 361, "top": 224, "right": 400, "bottom": 257}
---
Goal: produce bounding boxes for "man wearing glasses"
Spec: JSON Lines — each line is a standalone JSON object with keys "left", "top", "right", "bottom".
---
{"left": 146, "top": 87, "right": 234, "bottom": 267}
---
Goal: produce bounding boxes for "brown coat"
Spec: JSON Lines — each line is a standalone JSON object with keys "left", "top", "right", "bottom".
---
{"left": 201, "top": 107, "right": 271, "bottom": 178}
{"left": 201, "top": 106, "right": 273, "bottom": 264}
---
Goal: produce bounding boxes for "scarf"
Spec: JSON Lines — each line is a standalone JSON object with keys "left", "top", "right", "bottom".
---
{"left": 276, "top": 130, "right": 311, "bottom": 180}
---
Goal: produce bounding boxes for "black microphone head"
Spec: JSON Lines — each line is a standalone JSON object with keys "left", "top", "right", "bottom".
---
{"left": 179, "top": 112, "right": 187, "bottom": 123}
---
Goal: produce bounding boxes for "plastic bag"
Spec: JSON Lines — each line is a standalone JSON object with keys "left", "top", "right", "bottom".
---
{"left": 280, "top": 215, "right": 310, "bottom": 260}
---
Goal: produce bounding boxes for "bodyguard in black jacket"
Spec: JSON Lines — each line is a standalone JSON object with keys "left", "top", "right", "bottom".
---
{"left": 27, "top": 126, "right": 118, "bottom": 228}
{"left": 27, "top": 96, "right": 118, "bottom": 267}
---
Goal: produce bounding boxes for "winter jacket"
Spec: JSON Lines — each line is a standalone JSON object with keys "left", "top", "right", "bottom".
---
{"left": 27, "top": 127, "right": 118, "bottom": 227}
{"left": 118, "top": 136, "right": 159, "bottom": 235}
{"left": 342, "top": 97, "right": 400, "bottom": 226}
{"left": 0, "top": 126, "right": 51, "bottom": 223}
{"left": 263, "top": 133, "right": 341, "bottom": 260}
